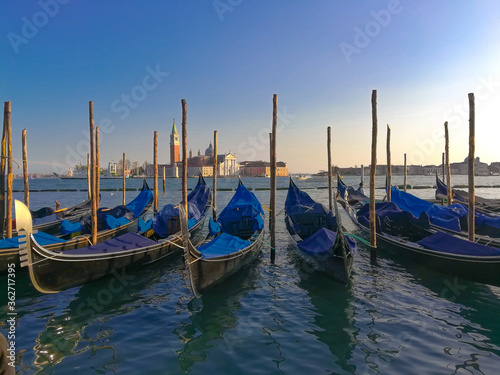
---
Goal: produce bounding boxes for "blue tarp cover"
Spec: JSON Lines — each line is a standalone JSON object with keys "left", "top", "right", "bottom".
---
{"left": 60, "top": 232, "right": 156, "bottom": 255}
{"left": 105, "top": 215, "right": 130, "bottom": 229}
{"left": 417, "top": 231, "right": 500, "bottom": 257}
{"left": 32, "top": 214, "right": 61, "bottom": 226}
{"left": 208, "top": 217, "right": 221, "bottom": 235}
{"left": 0, "top": 231, "right": 66, "bottom": 249}
{"left": 151, "top": 176, "right": 210, "bottom": 238}
{"left": 138, "top": 218, "right": 153, "bottom": 232}
{"left": 285, "top": 180, "right": 336, "bottom": 237}
{"left": 61, "top": 220, "right": 83, "bottom": 235}
{"left": 297, "top": 227, "right": 337, "bottom": 255}
{"left": 218, "top": 183, "right": 264, "bottom": 235}
{"left": 391, "top": 186, "right": 500, "bottom": 235}
{"left": 198, "top": 232, "right": 251, "bottom": 259}
{"left": 125, "top": 188, "right": 153, "bottom": 217}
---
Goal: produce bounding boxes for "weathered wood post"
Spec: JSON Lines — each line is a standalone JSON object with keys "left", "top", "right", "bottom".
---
{"left": 270, "top": 94, "right": 277, "bottom": 261}
{"left": 6, "top": 102, "right": 13, "bottom": 238}
{"left": 96, "top": 125, "right": 100, "bottom": 208}
{"left": 122, "top": 153, "right": 126, "bottom": 205}
{"left": 163, "top": 166, "right": 166, "bottom": 194}
{"left": 403, "top": 153, "right": 407, "bottom": 193}
{"left": 370, "top": 90, "right": 378, "bottom": 262}
{"left": 213, "top": 130, "right": 218, "bottom": 220}
{"left": 441, "top": 152, "right": 445, "bottom": 205}
{"left": 0, "top": 103, "right": 7, "bottom": 237}
{"left": 87, "top": 153, "right": 91, "bottom": 200}
{"left": 386, "top": 124, "right": 391, "bottom": 201}
{"left": 327, "top": 126, "right": 333, "bottom": 211}
{"left": 89, "top": 101, "right": 97, "bottom": 245}
{"left": 153, "top": 131, "right": 158, "bottom": 212}
{"left": 468, "top": 94, "right": 475, "bottom": 242}
{"left": 22, "top": 128, "right": 29, "bottom": 207}
{"left": 444, "top": 121, "right": 452, "bottom": 206}
{"left": 181, "top": 99, "right": 188, "bottom": 217}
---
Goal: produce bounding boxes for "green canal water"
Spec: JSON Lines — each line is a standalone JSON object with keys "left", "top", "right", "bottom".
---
{"left": 1, "top": 176, "right": 500, "bottom": 374}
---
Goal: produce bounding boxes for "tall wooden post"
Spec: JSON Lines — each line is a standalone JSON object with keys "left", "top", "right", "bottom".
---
{"left": 96, "top": 125, "right": 100, "bottom": 208}
{"left": 269, "top": 132, "right": 273, "bottom": 231}
{"left": 386, "top": 125, "right": 391, "bottom": 201}
{"left": 87, "top": 153, "right": 91, "bottom": 199}
{"left": 370, "top": 90, "right": 378, "bottom": 261}
{"left": 0, "top": 103, "right": 7, "bottom": 237}
{"left": 181, "top": 99, "right": 188, "bottom": 217}
{"left": 6, "top": 102, "right": 12, "bottom": 239}
{"left": 163, "top": 167, "right": 166, "bottom": 193}
{"left": 444, "top": 121, "right": 452, "bottom": 206}
{"left": 441, "top": 151, "right": 445, "bottom": 204}
{"left": 153, "top": 131, "right": 158, "bottom": 212}
{"left": 270, "top": 94, "right": 277, "bottom": 261}
{"left": 122, "top": 153, "right": 126, "bottom": 205}
{"left": 89, "top": 101, "right": 97, "bottom": 245}
{"left": 403, "top": 153, "right": 407, "bottom": 193}
{"left": 327, "top": 126, "right": 333, "bottom": 211}
{"left": 213, "top": 130, "right": 218, "bottom": 219}
{"left": 360, "top": 164, "right": 364, "bottom": 188}
{"left": 22, "top": 128, "right": 29, "bottom": 207}
{"left": 468, "top": 94, "right": 475, "bottom": 242}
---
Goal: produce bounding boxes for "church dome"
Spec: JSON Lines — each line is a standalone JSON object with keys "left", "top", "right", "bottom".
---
{"left": 205, "top": 142, "right": 214, "bottom": 156}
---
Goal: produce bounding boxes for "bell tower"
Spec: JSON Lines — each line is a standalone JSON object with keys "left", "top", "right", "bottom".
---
{"left": 170, "top": 119, "right": 180, "bottom": 166}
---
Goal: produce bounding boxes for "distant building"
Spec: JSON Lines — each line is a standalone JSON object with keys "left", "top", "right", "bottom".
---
{"left": 450, "top": 157, "right": 489, "bottom": 176}
{"left": 239, "top": 161, "right": 288, "bottom": 177}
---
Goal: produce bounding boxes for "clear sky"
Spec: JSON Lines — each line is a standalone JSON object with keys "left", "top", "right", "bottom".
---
{"left": 2, "top": 0, "right": 500, "bottom": 174}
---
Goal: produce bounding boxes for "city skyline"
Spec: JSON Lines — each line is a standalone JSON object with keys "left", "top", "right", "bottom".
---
{"left": 3, "top": 2, "right": 500, "bottom": 174}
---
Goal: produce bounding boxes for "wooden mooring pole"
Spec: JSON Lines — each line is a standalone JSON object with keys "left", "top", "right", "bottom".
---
{"left": 87, "top": 153, "right": 91, "bottom": 200}
{"left": 122, "top": 153, "right": 126, "bottom": 205}
{"left": 327, "top": 126, "right": 332, "bottom": 211}
{"left": 468, "top": 94, "right": 475, "bottom": 242}
{"left": 0, "top": 103, "right": 7, "bottom": 237}
{"left": 96, "top": 125, "right": 100, "bottom": 208}
{"left": 153, "top": 131, "right": 158, "bottom": 212}
{"left": 22, "top": 128, "right": 29, "bottom": 207}
{"left": 370, "top": 90, "right": 378, "bottom": 262}
{"left": 6, "top": 102, "right": 13, "bottom": 239}
{"left": 89, "top": 101, "right": 97, "bottom": 245}
{"left": 163, "top": 166, "right": 166, "bottom": 194}
{"left": 386, "top": 125, "right": 391, "bottom": 201}
{"left": 270, "top": 94, "right": 277, "bottom": 262}
{"left": 444, "top": 121, "right": 452, "bottom": 206}
{"left": 213, "top": 130, "right": 218, "bottom": 220}
{"left": 181, "top": 99, "right": 188, "bottom": 217}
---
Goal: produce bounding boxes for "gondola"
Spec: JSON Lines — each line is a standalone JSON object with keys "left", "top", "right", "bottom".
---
{"left": 15, "top": 177, "right": 211, "bottom": 293}
{"left": 337, "top": 174, "right": 369, "bottom": 209}
{"left": 436, "top": 174, "right": 500, "bottom": 213}
{"left": 343, "top": 196, "right": 500, "bottom": 287}
{"left": 391, "top": 185, "right": 500, "bottom": 244}
{"left": 181, "top": 179, "right": 264, "bottom": 298}
{"left": 285, "top": 178, "right": 356, "bottom": 283}
{"left": 9, "top": 196, "right": 95, "bottom": 238}
{"left": 0, "top": 180, "right": 153, "bottom": 273}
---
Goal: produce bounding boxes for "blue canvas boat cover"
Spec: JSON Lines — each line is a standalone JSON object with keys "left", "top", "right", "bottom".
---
{"left": 208, "top": 217, "right": 221, "bottom": 235}
{"left": 60, "top": 232, "right": 157, "bottom": 255}
{"left": 151, "top": 176, "right": 210, "bottom": 238}
{"left": 337, "top": 176, "right": 369, "bottom": 203}
{"left": 391, "top": 186, "right": 500, "bottom": 235}
{"left": 61, "top": 220, "right": 83, "bottom": 235}
{"left": 417, "top": 231, "right": 500, "bottom": 257}
{"left": 0, "top": 231, "right": 66, "bottom": 249}
{"left": 218, "top": 182, "right": 264, "bottom": 236}
{"left": 125, "top": 188, "right": 153, "bottom": 218}
{"left": 297, "top": 227, "right": 337, "bottom": 255}
{"left": 198, "top": 232, "right": 252, "bottom": 259}
{"left": 32, "top": 214, "right": 61, "bottom": 226}
{"left": 285, "top": 179, "right": 336, "bottom": 237}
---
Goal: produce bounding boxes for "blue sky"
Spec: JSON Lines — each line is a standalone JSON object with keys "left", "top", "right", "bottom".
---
{"left": 2, "top": 0, "right": 500, "bottom": 174}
